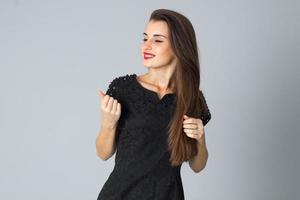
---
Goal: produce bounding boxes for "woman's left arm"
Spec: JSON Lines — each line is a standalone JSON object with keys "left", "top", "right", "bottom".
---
{"left": 183, "top": 115, "right": 209, "bottom": 173}
{"left": 188, "top": 133, "right": 208, "bottom": 173}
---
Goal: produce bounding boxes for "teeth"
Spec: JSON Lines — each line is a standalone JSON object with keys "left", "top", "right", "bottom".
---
{"left": 145, "top": 54, "right": 155, "bottom": 58}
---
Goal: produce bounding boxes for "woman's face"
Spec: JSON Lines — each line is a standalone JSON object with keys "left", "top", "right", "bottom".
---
{"left": 140, "top": 20, "right": 177, "bottom": 68}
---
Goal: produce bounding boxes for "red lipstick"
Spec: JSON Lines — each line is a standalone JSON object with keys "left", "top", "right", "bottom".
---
{"left": 144, "top": 52, "right": 155, "bottom": 59}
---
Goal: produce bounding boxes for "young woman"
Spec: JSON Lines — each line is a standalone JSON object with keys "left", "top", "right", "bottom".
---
{"left": 96, "top": 8, "right": 211, "bottom": 200}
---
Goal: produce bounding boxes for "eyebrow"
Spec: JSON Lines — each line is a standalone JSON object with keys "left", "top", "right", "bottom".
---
{"left": 143, "top": 32, "right": 167, "bottom": 38}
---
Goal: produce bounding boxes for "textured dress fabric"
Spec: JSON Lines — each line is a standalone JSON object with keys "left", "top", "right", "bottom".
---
{"left": 97, "top": 73, "right": 211, "bottom": 200}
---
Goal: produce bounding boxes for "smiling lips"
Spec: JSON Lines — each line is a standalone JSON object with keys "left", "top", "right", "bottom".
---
{"left": 144, "top": 52, "right": 155, "bottom": 59}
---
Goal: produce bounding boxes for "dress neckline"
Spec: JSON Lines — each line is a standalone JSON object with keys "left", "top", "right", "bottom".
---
{"left": 132, "top": 73, "right": 175, "bottom": 102}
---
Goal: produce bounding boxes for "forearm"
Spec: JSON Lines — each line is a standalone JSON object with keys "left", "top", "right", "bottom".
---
{"left": 96, "top": 124, "right": 117, "bottom": 160}
{"left": 189, "top": 133, "right": 209, "bottom": 173}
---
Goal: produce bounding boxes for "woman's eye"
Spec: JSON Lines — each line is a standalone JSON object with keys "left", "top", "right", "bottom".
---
{"left": 142, "top": 39, "right": 163, "bottom": 43}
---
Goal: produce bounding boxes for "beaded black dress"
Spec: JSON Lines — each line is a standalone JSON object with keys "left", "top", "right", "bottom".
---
{"left": 97, "top": 73, "right": 211, "bottom": 200}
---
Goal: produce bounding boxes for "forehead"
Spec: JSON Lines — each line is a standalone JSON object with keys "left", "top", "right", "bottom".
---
{"left": 144, "top": 20, "right": 169, "bottom": 37}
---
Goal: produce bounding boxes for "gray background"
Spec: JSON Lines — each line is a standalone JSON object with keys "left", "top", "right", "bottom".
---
{"left": 0, "top": 0, "right": 299, "bottom": 199}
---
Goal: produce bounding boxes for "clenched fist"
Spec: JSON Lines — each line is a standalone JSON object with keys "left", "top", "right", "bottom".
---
{"left": 98, "top": 90, "right": 122, "bottom": 129}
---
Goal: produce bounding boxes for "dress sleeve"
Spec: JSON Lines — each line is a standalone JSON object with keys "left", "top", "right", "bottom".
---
{"left": 199, "top": 90, "right": 211, "bottom": 126}
{"left": 105, "top": 76, "right": 121, "bottom": 101}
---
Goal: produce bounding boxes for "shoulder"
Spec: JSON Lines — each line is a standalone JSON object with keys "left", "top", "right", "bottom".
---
{"left": 108, "top": 73, "right": 136, "bottom": 87}
{"left": 198, "top": 89, "right": 212, "bottom": 126}
{"left": 105, "top": 73, "right": 136, "bottom": 99}
{"left": 112, "top": 73, "right": 135, "bottom": 82}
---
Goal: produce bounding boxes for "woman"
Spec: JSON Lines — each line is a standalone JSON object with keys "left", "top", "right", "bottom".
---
{"left": 96, "top": 8, "right": 211, "bottom": 200}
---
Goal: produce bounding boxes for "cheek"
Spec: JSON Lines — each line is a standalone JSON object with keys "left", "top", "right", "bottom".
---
{"left": 158, "top": 46, "right": 174, "bottom": 58}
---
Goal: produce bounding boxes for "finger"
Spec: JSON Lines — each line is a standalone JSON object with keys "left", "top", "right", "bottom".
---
{"left": 98, "top": 90, "right": 105, "bottom": 99}
{"left": 183, "top": 123, "right": 192, "bottom": 129}
{"left": 199, "top": 118, "right": 204, "bottom": 126}
{"left": 106, "top": 97, "right": 114, "bottom": 111}
{"left": 185, "top": 132, "right": 196, "bottom": 139}
{"left": 101, "top": 94, "right": 110, "bottom": 108}
{"left": 112, "top": 99, "right": 118, "bottom": 113}
{"left": 183, "top": 117, "right": 196, "bottom": 124}
{"left": 116, "top": 102, "right": 121, "bottom": 115}
{"left": 184, "top": 129, "right": 201, "bottom": 140}
{"left": 183, "top": 124, "right": 198, "bottom": 129}
{"left": 183, "top": 128, "right": 198, "bottom": 134}
{"left": 116, "top": 102, "right": 121, "bottom": 116}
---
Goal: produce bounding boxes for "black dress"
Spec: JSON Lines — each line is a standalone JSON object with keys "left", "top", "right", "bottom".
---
{"left": 97, "top": 73, "right": 211, "bottom": 200}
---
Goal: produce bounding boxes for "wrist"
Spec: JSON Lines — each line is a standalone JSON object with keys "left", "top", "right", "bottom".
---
{"left": 196, "top": 133, "right": 206, "bottom": 145}
{"left": 100, "top": 123, "right": 117, "bottom": 131}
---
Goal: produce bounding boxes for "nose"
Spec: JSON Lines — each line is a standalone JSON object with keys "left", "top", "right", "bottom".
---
{"left": 142, "top": 39, "right": 152, "bottom": 50}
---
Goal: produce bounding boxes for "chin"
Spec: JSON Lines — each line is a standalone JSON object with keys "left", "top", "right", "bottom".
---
{"left": 143, "top": 65, "right": 152, "bottom": 68}
{"left": 142, "top": 62, "right": 152, "bottom": 68}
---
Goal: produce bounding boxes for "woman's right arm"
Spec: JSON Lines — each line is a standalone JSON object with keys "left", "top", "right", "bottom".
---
{"left": 96, "top": 123, "right": 117, "bottom": 160}
{"left": 96, "top": 91, "right": 121, "bottom": 161}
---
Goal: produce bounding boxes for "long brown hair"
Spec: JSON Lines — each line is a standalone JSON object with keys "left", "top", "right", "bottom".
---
{"left": 149, "top": 9, "right": 208, "bottom": 166}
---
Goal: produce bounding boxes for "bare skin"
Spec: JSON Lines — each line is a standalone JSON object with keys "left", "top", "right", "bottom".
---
{"left": 139, "top": 20, "right": 177, "bottom": 97}
{"left": 95, "top": 91, "right": 121, "bottom": 160}
{"left": 183, "top": 115, "right": 209, "bottom": 173}
{"left": 96, "top": 20, "right": 208, "bottom": 172}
